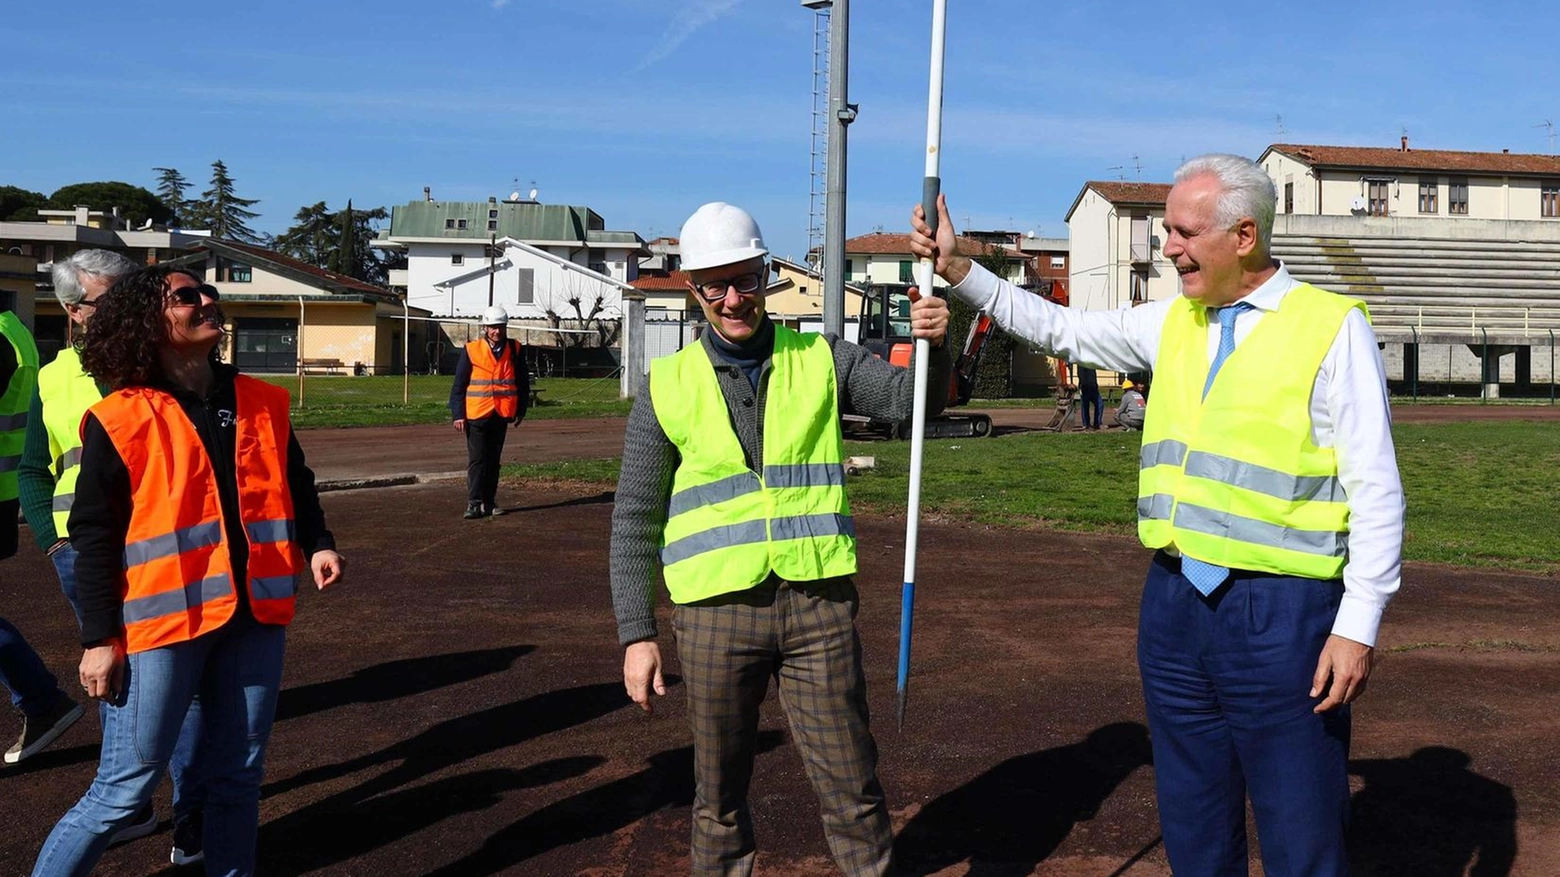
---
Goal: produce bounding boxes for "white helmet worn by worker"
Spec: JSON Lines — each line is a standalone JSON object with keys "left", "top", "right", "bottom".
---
{"left": 679, "top": 202, "right": 768, "bottom": 272}
{"left": 480, "top": 306, "right": 508, "bottom": 326}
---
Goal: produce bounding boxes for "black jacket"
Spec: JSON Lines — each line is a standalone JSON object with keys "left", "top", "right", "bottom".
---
{"left": 70, "top": 364, "right": 335, "bottom": 646}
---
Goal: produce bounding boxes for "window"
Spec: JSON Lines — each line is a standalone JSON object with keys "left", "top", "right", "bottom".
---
{"left": 1130, "top": 270, "right": 1149, "bottom": 306}
{"left": 1543, "top": 182, "right": 1560, "bottom": 218}
{"left": 217, "top": 257, "right": 251, "bottom": 283}
{"left": 898, "top": 260, "right": 914, "bottom": 283}
{"left": 444, "top": 219, "right": 456, "bottom": 229}
{"left": 844, "top": 259, "right": 853, "bottom": 278}
{"left": 589, "top": 262, "right": 608, "bottom": 276}
{"left": 233, "top": 318, "right": 297, "bottom": 372}
{"left": 456, "top": 219, "right": 468, "bottom": 230}
{"left": 1418, "top": 177, "right": 1438, "bottom": 214}
{"left": 1367, "top": 179, "right": 1390, "bottom": 216}
{"left": 1049, "top": 255, "right": 1065, "bottom": 269}
{"left": 488, "top": 209, "right": 498, "bottom": 219}
{"left": 516, "top": 268, "right": 534, "bottom": 304}
{"left": 1284, "top": 182, "right": 1294, "bottom": 214}
{"left": 1450, "top": 178, "right": 1469, "bottom": 215}
{"left": 487, "top": 220, "right": 498, "bottom": 231}
{"left": 450, "top": 253, "right": 464, "bottom": 266}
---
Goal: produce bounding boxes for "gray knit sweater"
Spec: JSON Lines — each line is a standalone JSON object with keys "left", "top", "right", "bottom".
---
{"left": 609, "top": 321, "right": 952, "bottom": 645}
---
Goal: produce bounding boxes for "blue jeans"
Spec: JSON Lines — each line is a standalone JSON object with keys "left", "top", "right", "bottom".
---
{"left": 1137, "top": 552, "right": 1351, "bottom": 877}
{"left": 50, "top": 543, "right": 207, "bottom": 821}
{"left": 32, "top": 616, "right": 285, "bottom": 877}
{"left": 0, "top": 617, "right": 63, "bottom": 718}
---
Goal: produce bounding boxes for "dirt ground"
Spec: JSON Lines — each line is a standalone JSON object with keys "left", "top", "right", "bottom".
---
{"left": 2, "top": 407, "right": 1556, "bottom": 875}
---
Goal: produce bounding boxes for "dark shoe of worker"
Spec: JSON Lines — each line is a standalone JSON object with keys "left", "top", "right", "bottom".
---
{"left": 5, "top": 695, "right": 85, "bottom": 764}
{"left": 463, "top": 503, "right": 486, "bottom": 520}
{"left": 109, "top": 804, "right": 158, "bottom": 847}
{"left": 170, "top": 810, "right": 204, "bottom": 866}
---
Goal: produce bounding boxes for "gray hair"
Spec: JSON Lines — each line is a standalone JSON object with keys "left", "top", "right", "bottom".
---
{"left": 51, "top": 249, "right": 139, "bottom": 306}
{"left": 1174, "top": 153, "right": 1276, "bottom": 254}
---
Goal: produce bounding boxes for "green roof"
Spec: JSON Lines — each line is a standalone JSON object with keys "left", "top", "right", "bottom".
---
{"left": 389, "top": 200, "right": 603, "bottom": 242}
{"left": 586, "top": 229, "right": 645, "bottom": 246}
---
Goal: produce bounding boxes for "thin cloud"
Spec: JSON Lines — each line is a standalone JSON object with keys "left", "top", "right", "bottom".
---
{"left": 634, "top": 0, "right": 740, "bottom": 72}
{"left": 491, "top": 0, "right": 512, "bottom": 8}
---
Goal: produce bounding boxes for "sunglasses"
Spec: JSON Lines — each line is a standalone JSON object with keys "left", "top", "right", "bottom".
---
{"left": 692, "top": 271, "right": 763, "bottom": 303}
{"left": 167, "top": 284, "right": 220, "bottom": 307}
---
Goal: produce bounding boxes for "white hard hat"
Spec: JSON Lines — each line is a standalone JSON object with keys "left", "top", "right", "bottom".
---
{"left": 678, "top": 202, "right": 768, "bottom": 272}
{"left": 480, "top": 306, "right": 508, "bottom": 326}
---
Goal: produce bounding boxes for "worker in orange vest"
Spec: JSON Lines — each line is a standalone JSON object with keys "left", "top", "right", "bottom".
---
{"left": 33, "top": 266, "right": 342, "bottom": 877}
{"left": 449, "top": 306, "right": 529, "bottom": 519}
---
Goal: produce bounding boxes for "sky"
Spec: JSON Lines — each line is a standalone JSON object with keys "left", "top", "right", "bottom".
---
{"left": 4, "top": 0, "right": 1558, "bottom": 263}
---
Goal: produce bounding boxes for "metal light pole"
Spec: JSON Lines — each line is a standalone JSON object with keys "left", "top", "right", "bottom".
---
{"left": 897, "top": 0, "right": 947, "bottom": 731}
{"left": 806, "top": 0, "right": 856, "bottom": 338}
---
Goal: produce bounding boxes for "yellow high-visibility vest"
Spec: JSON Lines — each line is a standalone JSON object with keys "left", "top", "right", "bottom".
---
{"left": 1137, "top": 284, "right": 1366, "bottom": 580}
{"left": 37, "top": 347, "right": 104, "bottom": 537}
{"left": 0, "top": 312, "right": 39, "bottom": 503}
{"left": 650, "top": 326, "right": 855, "bottom": 604}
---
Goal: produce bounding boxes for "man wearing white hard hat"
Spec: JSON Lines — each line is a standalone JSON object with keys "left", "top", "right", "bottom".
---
{"left": 448, "top": 306, "right": 529, "bottom": 519}
{"left": 609, "top": 202, "right": 952, "bottom": 875}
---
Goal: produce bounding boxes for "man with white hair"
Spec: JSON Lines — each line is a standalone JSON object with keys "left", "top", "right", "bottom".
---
{"left": 909, "top": 155, "right": 1405, "bottom": 876}
{"left": 18, "top": 249, "right": 210, "bottom": 865}
{"left": 448, "top": 306, "right": 529, "bottom": 519}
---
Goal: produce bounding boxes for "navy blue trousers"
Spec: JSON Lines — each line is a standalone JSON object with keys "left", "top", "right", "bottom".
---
{"left": 1137, "top": 552, "right": 1351, "bottom": 877}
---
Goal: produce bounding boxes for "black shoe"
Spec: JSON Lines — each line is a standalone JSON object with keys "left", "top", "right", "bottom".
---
{"left": 463, "top": 503, "right": 486, "bottom": 520}
{"left": 170, "top": 811, "right": 204, "bottom": 866}
{"left": 5, "top": 695, "right": 84, "bottom": 764}
{"left": 109, "top": 804, "right": 157, "bottom": 847}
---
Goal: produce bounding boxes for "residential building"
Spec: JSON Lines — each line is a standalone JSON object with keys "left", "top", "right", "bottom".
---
{"left": 1261, "top": 139, "right": 1560, "bottom": 220}
{"left": 843, "top": 231, "right": 1028, "bottom": 289}
{"left": 1, "top": 253, "right": 38, "bottom": 327}
{"left": 1016, "top": 234, "right": 1070, "bottom": 299}
{"left": 1064, "top": 181, "right": 1176, "bottom": 312}
{"left": 639, "top": 236, "right": 680, "bottom": 275}
{"left": 374, "top": 191, "right": 648, "bottom": 318}
{"left": 629, "top": 270, "right": 694, "bottom": 316}
{"left": 766, "top": 256, "right": 867, "bottom": 327}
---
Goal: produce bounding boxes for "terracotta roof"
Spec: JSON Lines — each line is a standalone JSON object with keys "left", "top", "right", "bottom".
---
{"left": 630, "top": 270, "right": 691, "bottom": 291}
{"left": 1084, "top": 181, "right": 1174, "bottom": 206}
{"left": 842, "top": 232, "right": 1025, "bottom": 258}
{"left": 207, "top": 240, "right": 389, "bottom": 295}
{"left": 1265, "top": 143, "right": 1560, "bottom": 176}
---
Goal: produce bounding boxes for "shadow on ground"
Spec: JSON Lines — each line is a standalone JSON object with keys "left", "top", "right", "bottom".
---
{"left": 1349, "top": 746, "right": 1517, "bottom": 877}
{"left": 275, "top": 645, "right": 536, "bottom": 722}
{"left": 894, "top": 722, "right": 1152, "bottom": 876}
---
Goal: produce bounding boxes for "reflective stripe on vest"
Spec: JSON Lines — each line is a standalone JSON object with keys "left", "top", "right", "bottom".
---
{"left": 93, "top": 376, "right": 303, "bottom": 653}
{"left": 38, "top": 347, "right": 104, "bottom": 538}
{"left": 650, "top": 326, "right": 856, "bottom": 603}
{"left": 0, "top": 313, "right": 40, "bottom": 501}
{"left": 464, "top": 340, "right": 518, "bottom": 419}
{"left": 1136, "top": 284, "right": 1363, "bottom": 580}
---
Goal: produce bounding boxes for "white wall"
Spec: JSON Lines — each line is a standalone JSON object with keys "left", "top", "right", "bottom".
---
{"left": 405, "top": 242, "right": 624, "bottom": 320}
{"left": 1067, "top": 189, "right": 1178, "bottom": 312}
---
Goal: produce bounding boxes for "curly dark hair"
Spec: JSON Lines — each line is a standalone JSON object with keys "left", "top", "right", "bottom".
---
{"left": 80, "top": 265, "right": 223, "bottom": 389}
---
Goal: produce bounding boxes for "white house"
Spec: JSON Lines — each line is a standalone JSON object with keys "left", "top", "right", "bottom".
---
{"left": 1064, "top": 181, "right": 1176, "bottom": 312}
{"left": 414, "top": 236, "right": 631, "bottom": 322}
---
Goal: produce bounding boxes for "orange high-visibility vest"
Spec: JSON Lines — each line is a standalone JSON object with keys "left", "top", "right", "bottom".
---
{"left": 90, "top": 376, "right": 303, "bottom": 654}
{"left": 464, "top": 339, "right": 519, "bottom": 420}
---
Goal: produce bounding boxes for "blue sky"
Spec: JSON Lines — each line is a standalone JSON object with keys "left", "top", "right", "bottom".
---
{"left": 5, "top": 1, "right": 1556, "bottom": 262}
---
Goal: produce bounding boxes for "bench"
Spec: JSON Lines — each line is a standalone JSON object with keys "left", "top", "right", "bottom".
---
{"left": 300, "top": 358, "right": 345, "bottom": 375}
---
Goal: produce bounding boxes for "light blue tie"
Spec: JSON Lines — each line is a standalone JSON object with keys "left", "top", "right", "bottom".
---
{"left": 1181, "top": 302, "right": 1253, "bottom": 596}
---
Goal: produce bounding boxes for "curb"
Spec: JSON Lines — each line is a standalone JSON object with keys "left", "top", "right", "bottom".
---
{"left": 315, "top": 471, "right": 464, "bottom": 493}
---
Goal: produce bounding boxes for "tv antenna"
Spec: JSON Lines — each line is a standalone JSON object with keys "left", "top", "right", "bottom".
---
{"left": 1106, "top": 164, "right": 1126, "bottom": 181}
{"left": 1130, "top": 155, "right": 1144, "bottom": 179}
{"left": 1274, "top": 114, "right": 1286, "bottom": 138}
{"left": 1537, "top": 120, "right": 1556, "bottom": 153}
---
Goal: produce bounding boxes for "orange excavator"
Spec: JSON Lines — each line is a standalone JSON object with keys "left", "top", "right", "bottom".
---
{"left": 850, "top": 283, "right": 996, "bottom": 439}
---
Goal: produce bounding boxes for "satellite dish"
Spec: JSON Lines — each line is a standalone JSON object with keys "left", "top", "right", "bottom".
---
{"left": 1350, "top": 195, "right": 1367, "bottom": 211}
{"left": 1026, "top": 229, "right": 1037, "bottom": 238}
{"left": 508, "top": 191, "right": 521, "bottom": 202}
{"left": 528, "top": 187, "right": 539, "bottom": 201}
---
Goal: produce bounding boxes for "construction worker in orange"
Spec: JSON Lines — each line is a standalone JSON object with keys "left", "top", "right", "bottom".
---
{"left": 449, "top": 306, "right": 530, "bottom": 519}
{"left": 31, "top": 265, "right": 343, "bottom": 877}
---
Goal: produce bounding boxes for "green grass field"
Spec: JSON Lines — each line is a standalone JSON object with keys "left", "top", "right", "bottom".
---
{"left": 258, "top": 375, "right": 631, "bottom": 429}
{"left": 504, "top": 420, "right": 1560, "bottom": 573}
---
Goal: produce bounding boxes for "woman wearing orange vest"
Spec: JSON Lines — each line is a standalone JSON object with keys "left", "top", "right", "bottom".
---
{"left": 32, "top": 266, "right": 343, "bottom": 877}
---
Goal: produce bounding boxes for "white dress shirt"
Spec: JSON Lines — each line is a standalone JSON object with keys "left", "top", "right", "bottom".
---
{"left": 952, "top": 261, "right": 1405, "bottom": 646}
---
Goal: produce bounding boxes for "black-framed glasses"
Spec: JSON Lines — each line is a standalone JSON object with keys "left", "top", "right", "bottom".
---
{"left": 168, "top": 284, "right": 220, "bottom": 307}
{"left": 73, "top": 298, "right": 100, "bottom": 309}
{"left": 692, "top": 271, "right": 763, "bottom": 303}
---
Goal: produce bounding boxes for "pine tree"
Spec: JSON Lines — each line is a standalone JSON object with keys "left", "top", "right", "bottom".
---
{"left": 273, "top": 202, "right": 334, "bottom": 266}
{"left": 152, "top": 167, "right": 192, "bottom": 225}
{"left": 191, "top": 160, "right": 261, "bottom": 242}
{"left": 330, "top": 199, "right": 357, "bottom": 277}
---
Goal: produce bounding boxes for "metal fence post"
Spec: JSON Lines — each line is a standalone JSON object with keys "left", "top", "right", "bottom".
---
{"left": 1480, "top": 327, "right": 1488, "bottom": 403}
{"left": 1551, "top": 328, "right": 1556, "bottom": 406}
{"left": 1409, "top": 326, "right": 1419, "bottom": 402}
{"left": 297, "top": 296, "right": 306, "bottom": 408}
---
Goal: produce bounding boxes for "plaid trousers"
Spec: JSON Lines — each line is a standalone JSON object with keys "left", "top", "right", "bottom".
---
{"left": 671, "top": 575, "right": 892, "bottom": 877}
